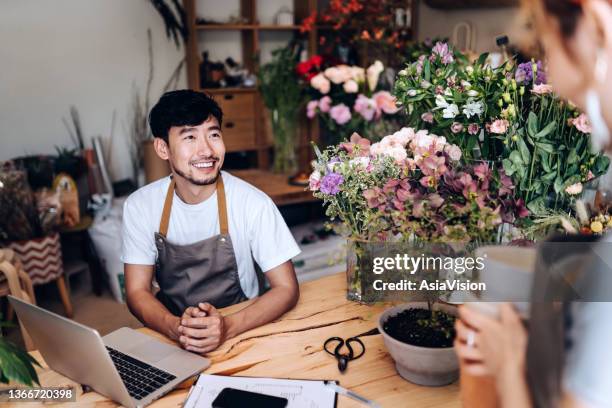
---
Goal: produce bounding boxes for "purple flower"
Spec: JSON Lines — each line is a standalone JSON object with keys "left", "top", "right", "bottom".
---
{"left": 431, "top": 42, "right": 454, "bottom": 65}
{"left": 515, "top": 61, "right": 546, "bottom": 85}
{"left": 320, "top": 172, "right": 344, "bottom": 195}
{"left": 306, "top": 100, "right": 318, "bottom": 119}
{"left": 329, "top": 104, "right": 352, "bottom": 125}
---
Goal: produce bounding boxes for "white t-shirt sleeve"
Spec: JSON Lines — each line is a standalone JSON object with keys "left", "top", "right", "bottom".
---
{"left": 121, "top": 196, "right": 156, "bottom": 265}
{"left": 248, "top": 196, "right": 301, "bottom": 272}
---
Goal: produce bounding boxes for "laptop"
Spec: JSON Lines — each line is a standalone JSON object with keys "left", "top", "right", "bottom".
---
{"left": 9, "top": 296, "right": 210, "bottom": 408}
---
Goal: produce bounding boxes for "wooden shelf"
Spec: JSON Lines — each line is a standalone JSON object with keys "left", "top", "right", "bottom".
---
{"left": 200, "top": 87, "right": 257, "bottom": 94}
{"left": 257, "top": 25, "right": 301, "bottom": 31}
{"left": 195, "top": 24, "right": 256, "bottom": 30}
{"left": 229, "top": 169, "right": 319, "bottom": 207}
{"left": 195, "top": 24, "right": 301, "bottom": 31}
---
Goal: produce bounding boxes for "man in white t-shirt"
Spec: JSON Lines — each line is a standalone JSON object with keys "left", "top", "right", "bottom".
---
{"left": 121, "top": 90, "right": 301, "bottom": 354}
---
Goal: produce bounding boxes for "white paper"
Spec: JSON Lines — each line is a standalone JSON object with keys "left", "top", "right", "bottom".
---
{"left": 183, "top": 374, "right": 336, "bottom": 408}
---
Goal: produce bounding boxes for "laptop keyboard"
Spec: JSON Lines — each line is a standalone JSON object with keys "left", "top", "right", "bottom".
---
{"left": 106, "top": 347, "right": 176, "bottom": 400}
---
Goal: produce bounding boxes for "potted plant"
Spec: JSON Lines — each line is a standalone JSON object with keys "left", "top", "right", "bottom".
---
{"left": 0, "top": 320, "right": 40, "bottom": 386}
{"left": 257, "top": 43, "right": 304, "bottom": 175}
{"left": 378, "top": 302, "right": 458, "bottom": 386}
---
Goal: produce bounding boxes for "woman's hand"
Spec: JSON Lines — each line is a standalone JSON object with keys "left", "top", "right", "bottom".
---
{"left": 454, "top": 303, "right": 528, "bottom": 386}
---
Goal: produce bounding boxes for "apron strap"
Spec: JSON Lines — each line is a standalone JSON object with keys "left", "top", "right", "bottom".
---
{"left": 158, "top": 175, "right": 229, "bottom": 237}
{"left": 216, "top": 176, "right": 229, "bottom": 235}
{"left": 159, "top": 178, "right": 175, "bottom": 238}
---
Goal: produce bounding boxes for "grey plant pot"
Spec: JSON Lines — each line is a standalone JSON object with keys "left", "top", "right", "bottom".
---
{"left": 378, "top": 303, "right": 459, "bottom": 387}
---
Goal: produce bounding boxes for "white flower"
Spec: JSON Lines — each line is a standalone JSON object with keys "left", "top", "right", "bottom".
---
{"left": 466, "top": 66, "right": 474, "bottom": 75}
{"left": 349, "top": 157, "right": 370, "bottom": 169}
{"left": 467, "top": 90, "right": 479, "bottom": 97}
{"left": 445, "top": 144, "right": 462, "bottom": 161}
{"left": 444, "top": 88, "right": 453, "bottom": 96}
{"left": 350, "top": 66, "right": 365, "bottom": 83}
{"left": 366, "top": 60, "right": 384, "bottom": 91}
{"left": 463, "top": 98, "right": 484, "bottom": 118}
{"left": 420, "top": 80, "right": 432, "bottom": 89}
{"left": 398, "top": 69, "right": 408, "bottom": 76}
{"left": 443, "top": 104, "right": 459, "bottom": 119}
{"left": 461, "top": 80, "right": 472, "bottom": 89}
{"left": 435, "top": 94, "right": 449, "bottom": 108}
{"left": 407, "top": 89, "right": 417, "bottom": 97}
{"left": 343, "top": 80, "right": 359, "bottom": 93}
{"left": 565, "top": 182, "right": 583, "bottom": 196}
{"left": 310, "top": 73, "right": 330, "bottom": 94}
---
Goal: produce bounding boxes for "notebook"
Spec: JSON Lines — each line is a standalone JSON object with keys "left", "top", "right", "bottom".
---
{"left": 183, "top": 374, "right": 338, "bottom": 408}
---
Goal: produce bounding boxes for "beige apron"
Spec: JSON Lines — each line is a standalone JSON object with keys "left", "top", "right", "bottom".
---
{"left": 154, "top": 176, "right": 247, "bottom": 316}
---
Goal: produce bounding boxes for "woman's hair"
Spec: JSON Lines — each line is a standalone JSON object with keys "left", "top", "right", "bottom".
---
{"left": 540, "top": 0, "right": 583, "bottom": 38}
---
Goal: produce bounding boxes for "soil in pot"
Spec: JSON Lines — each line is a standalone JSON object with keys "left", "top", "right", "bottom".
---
{"left": 383, "top": 308, "right": 456, "bottom": 348}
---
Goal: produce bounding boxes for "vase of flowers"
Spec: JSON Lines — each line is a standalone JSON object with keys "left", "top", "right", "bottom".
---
{"left": 258, "top": 44, "right": 304, "bottom": 174}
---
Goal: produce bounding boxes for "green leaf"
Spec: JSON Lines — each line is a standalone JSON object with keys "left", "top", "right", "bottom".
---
{"left": 509, "top": 150, "right": 523, "bottom": 165}
{"left": 535, "top": 142, "right": 555, "bottom": 154}
{"left": 477, "top": 52, "right": 489, "bottom": 67}
{"left": 467, "top": 134, "right": 478, "bottom": 151}
{"left": 502, "top": 159, "right": 515, "bottom": 176}
{"left": 533, "top": 120, "right": 557, "bottom": 139}
{"left": 595, "top": 155, "right": 611, "bottom": 174}
{"left": 424, "top": 59, "right": 431, "bottom": 82}
{"left": 567, "top": 148, "right": 578, "bottom": 164}
{"left": 0, "top": 338, "right": 40, "bottom": 386}
{"left": 554, "top": 176, "right": 564, "bottom": 194}
{"left": 517, "top": 136, "right": 531, "bottom": 163}
{"left": 527, "top": 112, "right": 538, "bottom": 137}
{"left": 527, "top": 197, "right": 547, "bottom": 216}
{"left": 542, "top": 172, "right": 557, "bottom": 182}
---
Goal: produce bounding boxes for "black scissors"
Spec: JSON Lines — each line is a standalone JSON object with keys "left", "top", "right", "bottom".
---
{"left": 323, "top": 328, "right": 378, "bottom": 373}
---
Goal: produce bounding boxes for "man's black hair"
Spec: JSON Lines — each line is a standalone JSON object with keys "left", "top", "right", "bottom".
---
{"left": 149, "top": 89, "right": 223, "bottom": 143}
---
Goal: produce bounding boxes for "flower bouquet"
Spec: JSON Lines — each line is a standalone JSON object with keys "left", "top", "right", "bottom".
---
{"left": 394, "top": 41, "right": 610, "bottom": 218}
{"left": 299, "top": 56, "right": 400, "bottom": 145}
{"left": 310, "top": 128, "right": 525, "bottom": 300}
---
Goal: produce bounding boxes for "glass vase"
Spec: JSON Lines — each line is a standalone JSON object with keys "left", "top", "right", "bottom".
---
{"left": 270, "top": 109, "right": 297, "bottom": 174}
{"left": 346, "top": 238, "right": 375, "bottom": 302}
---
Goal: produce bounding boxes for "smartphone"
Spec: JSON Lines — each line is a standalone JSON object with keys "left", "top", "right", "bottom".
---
{"left": 211, "top": 387, "right": 288, "bottom": 408}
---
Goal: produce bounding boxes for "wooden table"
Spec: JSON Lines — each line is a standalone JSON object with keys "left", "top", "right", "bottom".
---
{"left": 229, "top": 169, "right": 319, "bottom": 206}
{"left": 22, "top": 273, "right": 460, "bottom": 407}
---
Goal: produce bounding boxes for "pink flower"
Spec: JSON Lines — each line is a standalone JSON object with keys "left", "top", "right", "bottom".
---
{"left": 445, "top": 144, "right": 462, "bottom": 161}
{"left": 565, "top": 182, "right": 583, "bottom": 195}
{"left": 587, "top": 171, "right": 595, "bottom": 181}
{"left": 340, "top": 132, "right": 371, "bottom": 157}
{"left": 489, "top": 119, "right": 509, "bottom": 134}
{"left": 421, "top": 112, "right": 434, "bottom": 123}
{"left": 306, "top": 100, "right": 318, "bottom": 119}
{"left": 308, "top": 171, "right": 321, "bottom": 191}
{"left": 387, "top": 147, "right": 408, "bottom": 164}
{"left": 310, "top": 73, "right": 330, "bottom": 94}
{"left": 389, "top": 127, "right": 415, "bottom": 146}
{"left": 427, "top": 193, "right": 444, "bottom": 209}
{"left": 373, "top": 91, "right": 400, "bottom": 115}
{"left": 572, "top": 113, "right": 592, "bottom": 134}
{"left": 354, "top": 94, "right": 378, "bottom": 121}
{"left": 531, "top": 84, "right": 554, "bottom": 95}
{"left": 329, "top": 104, "right": 352, "bottom": 125}
{"left": 319, "top": 96, "right": 332, "bottom": 113}
{"left": 343, "top": 79, "right": 359, "bottom": 93}
{"left": 468, "top": 123, "right": 480, "bottom": 135}
{"left": 450, "top": 122, "right": 464, "bottom": 134}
